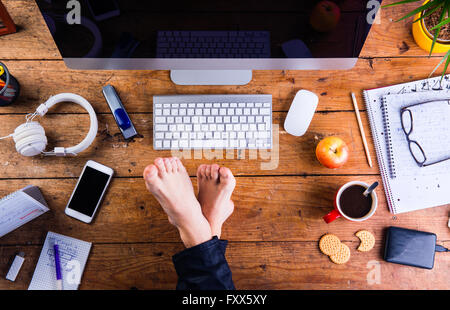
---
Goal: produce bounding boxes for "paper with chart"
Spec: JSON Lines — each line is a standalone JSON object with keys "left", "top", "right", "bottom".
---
{"left": 383, "top": 94, "right": 450, "bottom": 178}
{"left": 29, "top": 232, "right": 92, "bottom": 290}
{"left": 0, "top": 186, "right": 49, "bottom": 238}
{"left": 364, "top": 74, "right": 450, "bottom": 214}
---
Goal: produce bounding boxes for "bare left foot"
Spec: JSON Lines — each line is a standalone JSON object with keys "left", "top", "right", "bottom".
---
{"left": 143, "top": 157, "right": 212, "bottom": 248}
{"left": 197, "top": 164, "right": 236, "bottom": 238}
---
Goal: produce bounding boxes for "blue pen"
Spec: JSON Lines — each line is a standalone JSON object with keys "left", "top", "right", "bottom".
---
{"left": 53, "top": 242, "right": 63, "bottom": 290}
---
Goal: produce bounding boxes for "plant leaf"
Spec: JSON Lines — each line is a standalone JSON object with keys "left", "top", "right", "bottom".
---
{"left": 429, "top": 16, "right": 450, "bottom": 28}
{"left": 429, "top": 4, "right": 448, "bottom": 55}
{"left": 430, "top": 50, "right": 450, "bottom": 78}
{"left": 382, "top": 0, "right": 421, "bottom": 8}
{"left": 441, "top": 52, "right": 450, "bottom": 80}
{"left": 413, "top": 2, "right": 444, "bottom": 23}
{"left": 394, "top": 1, "right": 442, "bottom": 22}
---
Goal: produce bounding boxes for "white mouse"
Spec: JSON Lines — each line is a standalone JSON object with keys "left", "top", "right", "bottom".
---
{"left": 284, "top": 90, "right": 318, "bottom": 136}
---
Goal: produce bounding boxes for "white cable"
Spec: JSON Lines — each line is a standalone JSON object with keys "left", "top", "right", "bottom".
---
{"left": 0, "top": 134, "right": 12, "bottom": 140}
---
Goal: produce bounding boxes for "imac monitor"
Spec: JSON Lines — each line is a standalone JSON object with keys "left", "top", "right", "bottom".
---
{"left": 35, "top": 0, "right": 382, "bottom": 85}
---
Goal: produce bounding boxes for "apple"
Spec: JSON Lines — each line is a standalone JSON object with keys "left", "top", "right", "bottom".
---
{"left": 310, "top": 1, "right": 341, "bottom": 33}
{"left": 316, "top": 136, "right": 349, "bottom": 169}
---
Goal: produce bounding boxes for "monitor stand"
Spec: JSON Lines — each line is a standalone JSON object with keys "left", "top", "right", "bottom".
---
{"left": 170, "top": 70, "right": 252, "bottom": 85}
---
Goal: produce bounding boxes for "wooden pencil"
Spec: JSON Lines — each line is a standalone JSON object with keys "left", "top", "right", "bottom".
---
{"left": 351, "top": 92, "right": 373, "bottom": 168}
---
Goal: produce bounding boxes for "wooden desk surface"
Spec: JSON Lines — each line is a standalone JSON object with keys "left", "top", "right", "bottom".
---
{"left": 0, "top": 0, "right": 448, "bottom": 290}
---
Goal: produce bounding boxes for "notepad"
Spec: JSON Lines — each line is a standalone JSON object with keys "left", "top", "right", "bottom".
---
{"left": 363, "top": 75, "right": 450, "bottom": 214}
{"left": 383, "top": 93, "right": 450, "bottom": 177}
{"left": 28, "top": 232, "right": 92, "bottom": 290}
{"left": 0, "top": 186, "right": 49, "bottom": 238}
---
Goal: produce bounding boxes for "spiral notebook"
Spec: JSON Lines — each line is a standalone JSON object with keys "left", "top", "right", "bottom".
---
{"left": 363, "top": 75, "right": 450, "bottom": 214}
{"left": 28, "top": 232, "right": 92, "bottom": 290}
{"left": 383, "top": 94, "right": 450, "bottom": 178}
{"left": 0, "top": 186, "right": 49, "bottom": 237}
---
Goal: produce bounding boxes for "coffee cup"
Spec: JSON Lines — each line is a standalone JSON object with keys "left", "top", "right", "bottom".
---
{"left": 323, "top": 181, "right": 377, "bottom": 223}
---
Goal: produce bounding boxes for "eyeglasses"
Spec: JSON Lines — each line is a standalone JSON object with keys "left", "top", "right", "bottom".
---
{"left": 400, "top": 101, "right": 450, "bottom": 167}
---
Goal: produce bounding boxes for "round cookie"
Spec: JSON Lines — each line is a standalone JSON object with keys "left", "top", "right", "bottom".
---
{"left": 355, "top": 230, "right": 375, "bottom": 252}
{"left": 329, "top": 243, "right": 351, "bottom": 264}
{"left": 319, "top": 234, "right": 341, "bottom": 256}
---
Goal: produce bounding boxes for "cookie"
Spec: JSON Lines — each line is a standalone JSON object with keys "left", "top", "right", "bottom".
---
{"left": 355, "top": 230, "right": 375, "bottom": 252}
{"left": 329, "top": 243, "right": 351, "bottom": 264}
{"left": 319, "top": 234, "right": 341, "bottom": 256}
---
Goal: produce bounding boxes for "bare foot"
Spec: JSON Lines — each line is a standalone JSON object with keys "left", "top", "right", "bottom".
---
{"left": 197, "top": 164, "right": 236, "bottom": 238}
{"left": 143, "top": 157, "right": 212, "bottom": 248}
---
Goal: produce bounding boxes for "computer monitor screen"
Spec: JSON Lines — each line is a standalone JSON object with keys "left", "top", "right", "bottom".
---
{"left": 35, "top": 0, "right": 381, "bottom": 70}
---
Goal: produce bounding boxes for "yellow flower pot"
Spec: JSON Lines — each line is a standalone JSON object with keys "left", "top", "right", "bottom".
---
{"left": 412, "top": 0, "right": 450, "bottom": 54}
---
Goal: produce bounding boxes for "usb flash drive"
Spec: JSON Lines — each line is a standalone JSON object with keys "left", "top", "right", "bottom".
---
{"left": 6, "top": 252, "right": 25, "bottom": 281}
{"left": 102, "top": 85, "right": 138, "bottom": 139}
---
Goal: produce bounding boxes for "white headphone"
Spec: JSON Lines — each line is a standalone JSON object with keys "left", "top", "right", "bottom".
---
{"left": 1, "top": 93, "right": 98, "bottom": 157}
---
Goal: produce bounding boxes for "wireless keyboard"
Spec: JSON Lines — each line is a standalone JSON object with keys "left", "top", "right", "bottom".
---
{"left": 156, "top": 31, "right": 271, "bottom": 58}
{"left": 153, "top": 95, "right": 272, "bottom": 150}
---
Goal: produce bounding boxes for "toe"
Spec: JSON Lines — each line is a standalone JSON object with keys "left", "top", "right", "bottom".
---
{"left": 175, "top": 157, "right": 186, "bottom": 172}
{"left": 154, "top": 158, "right": 167, "bottom": 176}
{"left": 219, "top": 167, "right": 236, "bottom": 188}
{"left": 205, "top": 165, "right": 212, "bottom": 179}
{"left": 164, "top": 158, "right": 174, "bottom": 173}
{"left": 197, "top": 164, "right": 206, "bottom": 179}
{"left": 211, "top": 164, "right": 220, "bottom": 181}
{"left": 170, "top": 157, "right": 178, "bottom": 172}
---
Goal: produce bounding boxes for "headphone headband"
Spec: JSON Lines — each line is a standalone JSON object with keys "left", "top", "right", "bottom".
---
{"left": 39, "top": 93, "right": 98, "bottom": 156}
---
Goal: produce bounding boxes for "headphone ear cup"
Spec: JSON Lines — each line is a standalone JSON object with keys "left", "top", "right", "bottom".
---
{"left": 15, "top": 135, "right": 48, "bottom": 156}
{"left": 13, "top": 122, "right": 45, "bottom": 142}
{"left": 13, "top": 122, "right": 47, "bottom": 156}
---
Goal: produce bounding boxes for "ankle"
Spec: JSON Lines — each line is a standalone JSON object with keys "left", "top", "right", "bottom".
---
{"left": 177, "top": 214, "right": 213, "bottom": 248}
{"left": 210, "top": 222, "right": 223, "bottom": 239}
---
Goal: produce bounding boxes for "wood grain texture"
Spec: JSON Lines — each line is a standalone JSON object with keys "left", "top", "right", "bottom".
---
{"left": 0, "top": 112, "right": 382, "bottom": 177}
{"left": 0, "top": 57, "right": 447, "bottom": 114}
{"left": 0, "top": 241, "right": 448, "bottom": 290}
{"left": 0, "top": 177, "right": 448, "bottom": 245}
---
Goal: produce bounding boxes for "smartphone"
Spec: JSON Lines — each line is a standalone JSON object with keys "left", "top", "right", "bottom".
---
{"left": 65, "top": 160, "right": 113, "bottom": 223}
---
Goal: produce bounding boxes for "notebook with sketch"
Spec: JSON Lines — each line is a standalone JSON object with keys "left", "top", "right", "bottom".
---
{"left": 363, "top": 75, "right": 450, "bottom": 214}
{"left": 0, "top": 186, "right": 49, "bottom": 238}
{"left": 383, "top": 93, "right": 450, "bottom": 177}
{"left": 29, "top": 232, "right": 92, "bottom": 290}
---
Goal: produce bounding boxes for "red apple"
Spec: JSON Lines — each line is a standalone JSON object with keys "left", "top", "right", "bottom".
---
{"left": 310, "top": 1, "right": 341, "bottom": 33}
{"left": 316, "top": 136, "right": 349, "bottom": 169}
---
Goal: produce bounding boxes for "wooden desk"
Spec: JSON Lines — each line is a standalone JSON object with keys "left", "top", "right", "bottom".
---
{"left": 0, "top": 0, "right": 448, "bottom": 290}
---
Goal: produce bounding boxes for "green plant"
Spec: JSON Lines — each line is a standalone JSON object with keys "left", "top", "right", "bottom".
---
{"left": 383, "top": 0, "right": 450, "bottom": 79}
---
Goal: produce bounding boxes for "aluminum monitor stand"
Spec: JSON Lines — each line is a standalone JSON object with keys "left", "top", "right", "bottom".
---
{"left": 170, "top": 70, "right": 252, "bottom": 85}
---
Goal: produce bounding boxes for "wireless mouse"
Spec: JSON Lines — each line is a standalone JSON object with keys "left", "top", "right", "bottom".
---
{"left": 284, "top": 90, "right": 318, "bottom": 136}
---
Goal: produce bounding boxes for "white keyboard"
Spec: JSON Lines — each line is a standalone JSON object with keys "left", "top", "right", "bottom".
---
{"left": 153, "top": 95, "right": 272, "bottom": 150}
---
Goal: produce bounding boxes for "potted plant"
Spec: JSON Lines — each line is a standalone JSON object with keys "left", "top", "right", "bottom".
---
{"left": 383, "top": 0, "right": 450, "bottom": 77}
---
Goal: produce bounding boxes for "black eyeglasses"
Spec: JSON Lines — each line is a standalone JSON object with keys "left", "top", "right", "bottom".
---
{"left": 400, "top": 101, "right": 450, "bottom": 167}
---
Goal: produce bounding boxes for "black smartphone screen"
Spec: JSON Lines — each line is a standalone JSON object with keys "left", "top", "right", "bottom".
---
{"left": 67, "top": 166, "right": 110, "bottom": 216}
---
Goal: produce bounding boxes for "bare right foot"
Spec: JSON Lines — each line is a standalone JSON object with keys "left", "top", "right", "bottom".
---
{"left": 197, "top": 164, "right": 236, "bottom": 238}
{"left": 143, "top": 157, "right": 212, "bottom": 248}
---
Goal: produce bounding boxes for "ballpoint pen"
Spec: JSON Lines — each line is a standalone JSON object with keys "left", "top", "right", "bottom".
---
{"left": 54, "top": 241, "right": 63, "bottom": 290}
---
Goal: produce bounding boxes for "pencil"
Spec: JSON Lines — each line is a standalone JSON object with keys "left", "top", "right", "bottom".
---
{"left": 351, "top": 92, "right": 373, "bottom": 168}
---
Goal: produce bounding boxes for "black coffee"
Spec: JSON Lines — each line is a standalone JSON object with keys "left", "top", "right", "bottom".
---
{"left": 339, "top": 185, "right": 373, "bottom": 219}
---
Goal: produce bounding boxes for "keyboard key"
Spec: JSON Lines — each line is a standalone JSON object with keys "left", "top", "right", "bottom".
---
{"left": 155, "top": 125, "right": 168, "bottom": 131}
{"left": 153, "top": 95, "right": 272, "bottom": 149}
